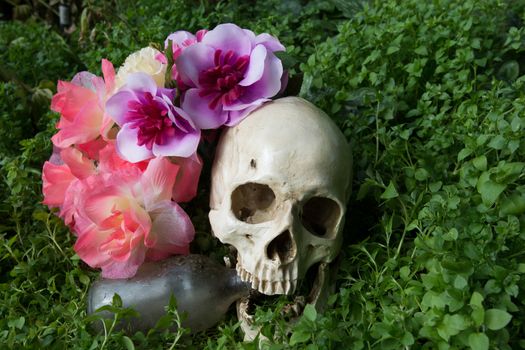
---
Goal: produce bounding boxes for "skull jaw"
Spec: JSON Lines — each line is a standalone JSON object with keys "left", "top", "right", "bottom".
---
{"left": 237, "top": 263, "right": 297, "bottom": 295}
{"left": 236, "top": 260, "right": 339, "bottom": 342}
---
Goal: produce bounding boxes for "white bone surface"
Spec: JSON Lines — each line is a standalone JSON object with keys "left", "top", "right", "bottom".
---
{"left": 209, "top": 97, "right": 352, "bottom": 295}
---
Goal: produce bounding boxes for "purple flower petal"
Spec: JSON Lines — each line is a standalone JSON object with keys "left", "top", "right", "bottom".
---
{"left": 223, "top": 97, "right": 269, "bottom": 112}
{"left": 176, "top": 43, "right": 215, "bottom": 87}
{"left": 152, "top": 128, "right": 201, "bottom": 158}
{"left": 239, "top": 44, "right": 267, "bottom": 87}
{"left": 169, "top": 105, "right": 197, "bottom": 132}
{"left": 164, "top": 30, "right": 195, "bottom": 48}
{"left": 225, "top": 101, "right": 265, "bottom": 126}
{"left": 181, "top": 88, "right": 227, "bottom": 129}
{"left": 147, "top": 201, "right": 194, "bottom": 248}
{"left": 202, "top": 23, "right": 252, "bottom": 55}
{"left": 106, "top": 90, "right": 135, "bottom": 126}
{"left": 255, "top": 33, "right": 286, "bottom": 52}
{"left": 116, "top": 124, "right": 153, "bottom": 163}
{"left": 238, "top": 51, "right": 283, "bottom": 102}
{"left": 224, "top": 51, "right": 283, "bottom": 112}
{"left": 124, "top": 72, "right": 157, "bottom": 95}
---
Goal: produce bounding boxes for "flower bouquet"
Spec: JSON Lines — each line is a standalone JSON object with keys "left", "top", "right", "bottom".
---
{"left": 42, "top": 23, "right": 287, "bottom": 279}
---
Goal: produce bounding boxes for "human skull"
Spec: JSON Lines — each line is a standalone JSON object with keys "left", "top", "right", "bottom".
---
{"left": 209, "top": 97, "right": 352, "bottom": 296}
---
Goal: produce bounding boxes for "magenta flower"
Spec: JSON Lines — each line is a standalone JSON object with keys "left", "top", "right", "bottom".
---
{"left": 165, "top": 29, "right": 207, "bottom": 60}
{"left": 106, "top": 73, "right": 200, "bottom": 163}
{"left": 176, "top": 23, "right": 286, "bottom": 129}
{"left": 163, "top": 30, "right": 207, "bottom": 90}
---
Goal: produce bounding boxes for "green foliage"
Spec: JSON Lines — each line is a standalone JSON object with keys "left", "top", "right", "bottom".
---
{"left": 298, "top": 0, "right": 525, "bottom": 348}
{"left": 2, "top": 0, "right": 525, "bottom": 348}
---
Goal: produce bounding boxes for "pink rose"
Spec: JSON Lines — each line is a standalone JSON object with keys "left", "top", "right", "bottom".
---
{"left": 73, "top": 157, "right": 195, "bottom": 278}
{"left": 51, "top": 60, "right": 116, "bottom": 147}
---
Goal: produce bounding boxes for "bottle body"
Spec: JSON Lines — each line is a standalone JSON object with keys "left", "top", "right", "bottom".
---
{"left": 88, "top": 254, "right": 250, "bottom": 332}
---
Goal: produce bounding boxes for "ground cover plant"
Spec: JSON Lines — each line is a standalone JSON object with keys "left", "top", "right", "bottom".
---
{"left": 1, "top": 0, "right": 525, "bottom": 348}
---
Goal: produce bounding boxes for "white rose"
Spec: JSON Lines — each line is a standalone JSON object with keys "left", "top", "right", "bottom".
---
{"left": 115, "top": 47, "right": 166, "bottom": 89}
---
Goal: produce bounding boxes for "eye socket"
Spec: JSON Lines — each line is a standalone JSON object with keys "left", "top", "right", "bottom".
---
{"left": 300, "top": 197, "right": 341, "bottom": 238}
{"left": 231, "top": 183, "right": 276, "bottom": 224}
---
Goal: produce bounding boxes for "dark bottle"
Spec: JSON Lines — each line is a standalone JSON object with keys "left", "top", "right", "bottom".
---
{"left": 87, "top": 254, "right": 250, "bottom": 332}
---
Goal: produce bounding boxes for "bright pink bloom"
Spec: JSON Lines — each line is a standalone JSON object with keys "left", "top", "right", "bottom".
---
{"left": 106, "top": 73, "right": 201, "bottom": 163}
{"left": 171, "top": 153, "right": 203, "bottom": 202}
{"left": 51, "top": 60, "right": 116, "bottom": 147}
{"left": 176, "top": 23, "right": 286, "bottom": 129}
{"left": 42, "top": 161, "right": 76, "bottom": 207}
{"left": 165, "top": 30, "right": 207, "bottom": 60}
{"left": 160, "top": 30, "right": 208, "bottom": 90}
{"left": 73, "top": 157, "right": 195, "bottom": 278}
{"left": 42, "top": 147, "right": 95, "bottom": 208}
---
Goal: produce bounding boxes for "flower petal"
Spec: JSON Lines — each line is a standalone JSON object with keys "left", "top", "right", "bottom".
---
{"left": 235, "top": 51, "right": 283, "bottom": 105}
{"left": 202, "top": 23, "right": 252, "bottom": 55}
{"left": 116, "top": 124, "right": 154, "bottom": 163}
{"left": 152, "top": 128, "right": 201, "bottom": 158}
{"left": 51, "top": 81, "right": 95, "bottom": 118}
{"left": 74, "top": 227, "right": 112, "bottom": 267}
{"left": 176, "top": 43, "right": 215, "bottom": 87}
{"left": 145, "top": 201, "right": 194, "bottom": 252}
{"left": 165, "top": 30, "right": 195, "bottom": 49}
{"left": 102, "top": 59, "right": 116, "bottom": 94}
{"left": 225, "top": 102, "right": 266, "bottom": 127}
{"left": 239, "top": 44, "right": 267, "bottom": 87}
{"left": 60, "top": 147, "right": 95, "bottom": 179}
{"left": 255, "top": 33, "right": 286, "bottom": 52}
{"left": 100, "top": 242, "right": 147, "bottom": 279}
{"left": 42, "top": 161, "right": 75, "bottom": 207}
{"left": 181, "top": 88, "right": 227, "bottom": 129}
{"left": 171, "top": 153, "right": 203, "bottom": 202}
{"left": 105, "top": 90, "right": 135, "bottom": 126}
{"left": 51, "top": 101, "right": 103, "bottom": 148}
{"left": 141, "top": 157, "right": 180, "bottom": 205}
{"left": 124, "top": 72, "right": 157, "bottom": 95}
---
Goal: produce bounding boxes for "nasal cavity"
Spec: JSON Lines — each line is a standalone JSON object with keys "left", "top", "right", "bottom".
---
{"left": 266, "top": 230, "right": 296, "bottom": 264}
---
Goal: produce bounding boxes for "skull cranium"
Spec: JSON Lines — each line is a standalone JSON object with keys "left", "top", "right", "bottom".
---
{"left": 209, "top": 97, "right": 352, "bottom": 297}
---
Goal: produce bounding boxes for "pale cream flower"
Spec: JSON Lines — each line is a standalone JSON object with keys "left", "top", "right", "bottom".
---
{"left": 115, "top": 47, "right": 166, "bottom": 89}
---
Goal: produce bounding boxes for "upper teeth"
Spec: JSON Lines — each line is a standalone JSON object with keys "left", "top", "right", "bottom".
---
{"left": 236, "top": 264, "right": 295, "bottom": 295}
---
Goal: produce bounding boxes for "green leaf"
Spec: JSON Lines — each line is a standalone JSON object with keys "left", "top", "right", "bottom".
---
{"left": 79, "top": 274, "right": 90, "bottom": 286}
{"left": 414, "top": 45, "right": 428, "bottom": 56}
{"left": 470, "top": 292, "right": 484, "bottom": 307}
{"left": 289, "top": 331, "right": 311, "bottom": 345}
{"left": 8, "top": 316, "right": 25, "bottom": 329}
{"left": 468, "top": 333, "right": 489, "bottom": 350}
{"left": 303, "top": 304, "right": 317, "bottom": 322}
{"left": 401, "top": 331, "right": 415, "bottom": 346}
{"left": 458, "top": 148, "right": 473, "bottom": 162}
{"left": 381, "top": 181, "right": 399, "bottom": 199}
{"left": 485, "top": 309, "right": 512, "bottom": 330}
{"left": 488, "top": 135, "right": 506, "bottom": 150}
{"left": 498, "top": 60, "right": 519, "bottom": 82}
{"left": 472, "top": 155, "right": 487, "bottom": 171}
{"left": 415, "top": 168, "right": 429, "bottom": 181}
{"left": 387, "top": 45, "right": 400, "bottom": 55}
{"left": 275, "top": 51, "right": 299, "bottom": 70}
{"left": 400, "top": 266, "right": 410, "bottom": 280}
{"left": 477, "top": 172, "right": 506, "bottom": 206}
{"left": 495, "top": 162, "right": 525, "bottom": 183}
{"left": 437, "top": 314, "right": 469, "bottom": 341}
{"left": 454, "top": 275, "right": 468, "bottom": 289}
{"left": 122, "top": 336, "right": 135, "bottom": 350}
{"left": 500, "top": 193, "right": 525, "bottom": 215}
{"left": 472, "top": 306, "right": 485, "bottom": 327}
